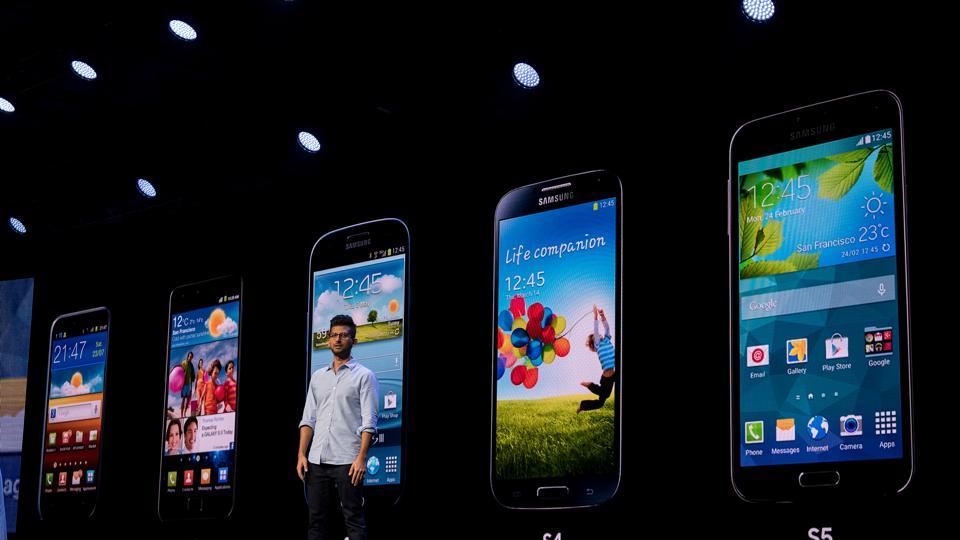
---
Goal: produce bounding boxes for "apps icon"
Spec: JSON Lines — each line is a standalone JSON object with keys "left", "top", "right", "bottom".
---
{"left": 167, "top": 471, "right": 178, "bottom": 487}
{"left": 201, "top": 468, "right": 211, "bottom": 485}
{"left": 875, "top": 410, "right": 897, "bottom": 435}
{"left": 864, "top": 326, "right": 894, "bottom": 357}
{"left": 183, "top": 470, "right": 194, "bottom": 487}
{"left": 807, "top": 416, "right": 829, "bottom": 440}
{"left": 786, "top": 338, "right": 808, "bottom": 364}
{"left": 775, "top": 418, "right": 796, "bottom": 442}
{"left": 745, "top": 421, "right": 764, "bottom": 444}
{"left": 385, "top": 455, "right": 398, "bottom": 473}
{"left": 218, "top": 467, "right": 229, "bottom": 484}
{"left": 45, "top": 473, "right": 54, "bottom": 487}
{"left": 840, "top": 415, "right": 863, "bottom": 436}
{"left": 384, "top": 391, "right": 397, "bottom": 410}
{"left": 825, "top": 333, "right": 849, "bottom": 360}
{"left": 89, "top": 429, "right": 98, "bottom": 442}
{"left": 746, "top": 345, "right": 769, "bottom": 367}
{"left": 58, "top": 471, "right": 67, "bottom": 487}
{"left": 86, "top": 470, "right": 95, "bottom": 483}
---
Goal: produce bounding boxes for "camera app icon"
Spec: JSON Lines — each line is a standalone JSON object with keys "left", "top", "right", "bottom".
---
{"left": 840, "top": 414, "right": 863, "bottom": 437}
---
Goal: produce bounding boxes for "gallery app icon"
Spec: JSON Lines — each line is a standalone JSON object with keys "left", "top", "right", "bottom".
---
{"left": 58, "top": 471, "right": 67, "bottom": 487}
{"left": 89, "top": 429, "right": 98, "bottom": 442}
{"left": 745, "top": 421, "right": 764, "bottom": 444}
{"left": 786, "top": 338, "right": 808, "bottom": 364}
{"left": 775, "top": 418, "right": 796, "bottom": 442}
{"left": 86, "top": 470, "right": 95, "bottom": 483}
{"left": 218, "top": 467, "right": 229, "bottom": 484}
{"left": 183, "top": 470, "right": 194, "bottom": 487}
{"left": 825, "top": 333, "right": 849, "bottom": 360}
{"left": 45, "top": 473, "right": 54, "bottom": 486}
{"left": 746, "top": 345, "right": 769, "bottom": 367}
{"left": 167, "top": 471, "right": 178, "bottom": 487}
{"left": 384, "top": 391, "right": 397, "bottom": 410}
{"left": 201, "top": 468, "right": 211, "bottom": 485}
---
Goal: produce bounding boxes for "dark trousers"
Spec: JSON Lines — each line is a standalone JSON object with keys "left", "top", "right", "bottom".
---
{"left": 306, "top": 462, "right": 366, "bottom": 540}
{"left": 580, "top": 372, "right": 616, "bottom": 411}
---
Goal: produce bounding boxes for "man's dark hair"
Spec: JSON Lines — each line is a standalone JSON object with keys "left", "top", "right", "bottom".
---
{"left": 329, "top": 314, "right": 356, "bottom": 337}
{"left": 184, "top": 416, "right": 199, "bottom": 432}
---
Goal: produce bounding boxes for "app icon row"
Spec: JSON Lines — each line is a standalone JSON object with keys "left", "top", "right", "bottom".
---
{"left": 45, "top": 469, "right": 95, "bottom": 487}
{"left": 166, "top": 467, "right": 230, "bottom": 487}
{"left": 746, "top": 326, "right": 894, "bottom": 367}
{"left": 48, "top": 429, "right": 98, "bottom": 446}
{"left": 745, "top": 410, "right": 897, "bottom": 443}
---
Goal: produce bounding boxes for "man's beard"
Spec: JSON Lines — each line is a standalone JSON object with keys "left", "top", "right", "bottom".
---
{"left": 333, "top": 345, "right": 353, "bottom": 360}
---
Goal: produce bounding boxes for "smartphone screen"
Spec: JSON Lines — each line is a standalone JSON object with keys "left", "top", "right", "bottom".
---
{"left": 309, "top": 220, "right": 408, "bottom": 493}
{"left": 736, "top": 128, "right": 904, "bottom": 468}
{"left": 492, "top": 172, "right": 621, "bottom": 508}
{"left": 159, "top": 277, "right": 240, "bottom": 519}
{"left": 39, "top": 307, "right": 109, "bottom": 518}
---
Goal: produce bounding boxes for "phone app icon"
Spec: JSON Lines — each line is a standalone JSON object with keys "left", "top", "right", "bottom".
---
{"left": 218, "top": 467, "right": 229, "bottom": 484}
{"left": 58, "top": 471, "right": 67, "bottom": 487}
{"left": 89, "top": 429, "right": 98, "bottom": 442}
{"left": 183, "top": 470, "right": 194, "bottom": 486}
{"left": 45, "top": 473, "right": 54, "bottom": 486}
{"left": 775, "top": 418, "right": 796, "bottom": 442}
{"left": 746, "top": 345, "right": 769, "bottom": 367}
{"left": 840, "top": 415, "right": 863, "bottom": 436}
{"left": 745, "top": 421, "right": 764, "bottom": 444}
{"left": 786, "top": 338, "right": 808, "bottom": 364}
{"left": 167, "top": 471, "right": 178, "bottom": 487}
{"left": 86, "top": 470, "right": 95, "bottom": 483}
{"left": 825, "top": 333, "right": 849, "bottom": 360}
{"left": 807, "top": 416, "right": 829, "bottom": 440}
{"left": 201, "top": 468, "right": 211, "bottom": 485}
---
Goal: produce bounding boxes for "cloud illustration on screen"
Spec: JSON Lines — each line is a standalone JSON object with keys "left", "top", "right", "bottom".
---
{"left": 217, "top": 317, "right": 238, "bottom": 336}
{"left": 377, "top": 274, "right": 402, "bottom": 294}
{"left": 52, "top": 374, "right": 103, "bottom": 398}
{"left": 314, "top": 289, "right": 351, "bottom": 328}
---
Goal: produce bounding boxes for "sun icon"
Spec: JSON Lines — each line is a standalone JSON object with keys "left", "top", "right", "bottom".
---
{"left": 861, "top": 191, "right": 888, "bottom": 219}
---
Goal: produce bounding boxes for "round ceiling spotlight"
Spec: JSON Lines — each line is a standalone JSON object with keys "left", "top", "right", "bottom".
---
{"left": 169, "top": 19, "right": 198, "bottom": 41}
{"left": 137, "top": 178, "right": 157, "bottom": 198}
{"left": 742, "top": 0, "right": 775, "bottom": 22}
{"left": 298, "top": 131, "right": 321, "bottom": 153}
{"left": 71, "top": 60, "right": 97, "bottom": 80}
{"left": 512, "top": 62, "right": 540, "bottom": 89}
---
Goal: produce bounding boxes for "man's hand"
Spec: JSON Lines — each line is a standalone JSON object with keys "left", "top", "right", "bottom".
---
{"left": 296, "top": 453, "right": 309, "bottom": 481}
{"left": 348, "top": 454, "right": 367, "bottom": 486}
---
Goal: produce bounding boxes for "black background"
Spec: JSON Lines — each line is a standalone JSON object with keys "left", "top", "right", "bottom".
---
{"left": 1, "top": 1, "right": 951, "bottom": 538}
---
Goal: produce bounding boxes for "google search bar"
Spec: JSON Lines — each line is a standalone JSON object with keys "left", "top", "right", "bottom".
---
{"left": 49, "top": 400, "right": 101, "bottom": 423}
{"left": 742, "top": 275, "right": 896, "bottom": 320}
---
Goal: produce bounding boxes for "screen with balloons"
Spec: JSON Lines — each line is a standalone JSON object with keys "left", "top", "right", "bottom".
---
{"left": 495, "top": 198, "right": 617, "bottom": 481}
{"left": 162, "top": 299, "right": 239, "bottom": 495}
{"left": 310, "top": 253, "right": 405, "bottom": 487}
{"left": 40, "top": 318, "right": 107, "bottom": 500}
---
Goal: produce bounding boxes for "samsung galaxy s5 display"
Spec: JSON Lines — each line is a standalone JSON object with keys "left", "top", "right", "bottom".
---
{"left": 729, "top": 90, "right": 913, "bottom": 501}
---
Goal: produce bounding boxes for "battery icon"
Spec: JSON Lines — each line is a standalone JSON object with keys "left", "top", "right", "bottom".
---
{"left": 387, "top": 248, "right": 392, "bottom": 256}
{"left": 593, "top": 202, "right": 599, "bottom": 211}
{"left": 864, "top": 135, "right": 872, "bottom": 144}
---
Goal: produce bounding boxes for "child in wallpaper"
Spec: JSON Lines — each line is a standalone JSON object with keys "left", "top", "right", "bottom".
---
{"left": 577, "top": 305, "right": 616, "bottom": 413}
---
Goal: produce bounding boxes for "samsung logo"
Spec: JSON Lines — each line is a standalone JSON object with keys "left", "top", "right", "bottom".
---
{"left": 790, "top": 123, "right": 836, "bottom": 141}
{"left": 345, "top": 239, "right": 371, "bottom": 249}
{"left": 538, "top": 192, "right": 575, "bottom": 206}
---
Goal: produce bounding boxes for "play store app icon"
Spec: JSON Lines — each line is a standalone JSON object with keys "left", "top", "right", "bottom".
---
{"left": 825, "top": 333, "right": 849, "bottom": 360}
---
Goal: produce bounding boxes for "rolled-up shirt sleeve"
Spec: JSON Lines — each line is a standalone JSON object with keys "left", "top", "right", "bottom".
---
{"left": 299, "top": 372, "right": 318, "bottom": 430}
{"left": 356, "top": 370, "right": 379, "bottom": 436}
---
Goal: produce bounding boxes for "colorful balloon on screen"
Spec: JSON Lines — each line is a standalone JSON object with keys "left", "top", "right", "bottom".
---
{"left": 497, "top": 295, "right": 568, "bottom": 389}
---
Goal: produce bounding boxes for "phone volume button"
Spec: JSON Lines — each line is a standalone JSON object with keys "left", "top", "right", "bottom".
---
{"left": 727, "top": 179, "right": 731, "bottom": 237}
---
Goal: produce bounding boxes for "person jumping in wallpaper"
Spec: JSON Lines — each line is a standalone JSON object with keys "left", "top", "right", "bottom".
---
{"left": 577, "top": 305, "right": 616, "bottom": 414}
{"left": 179, "top": 351, "right": 195, "bottom": 419}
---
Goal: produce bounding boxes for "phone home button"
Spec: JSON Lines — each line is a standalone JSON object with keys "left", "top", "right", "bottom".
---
{"left": 536, "top": 486, "right": 569, "bottom": 499}
{"left": 798, "top": 470, "right": 840, "bottom": 487}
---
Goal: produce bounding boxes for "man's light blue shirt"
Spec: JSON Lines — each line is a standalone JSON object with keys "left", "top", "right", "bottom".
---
{"left": 299, "top": 358, "right": 379, "bottom": 465}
